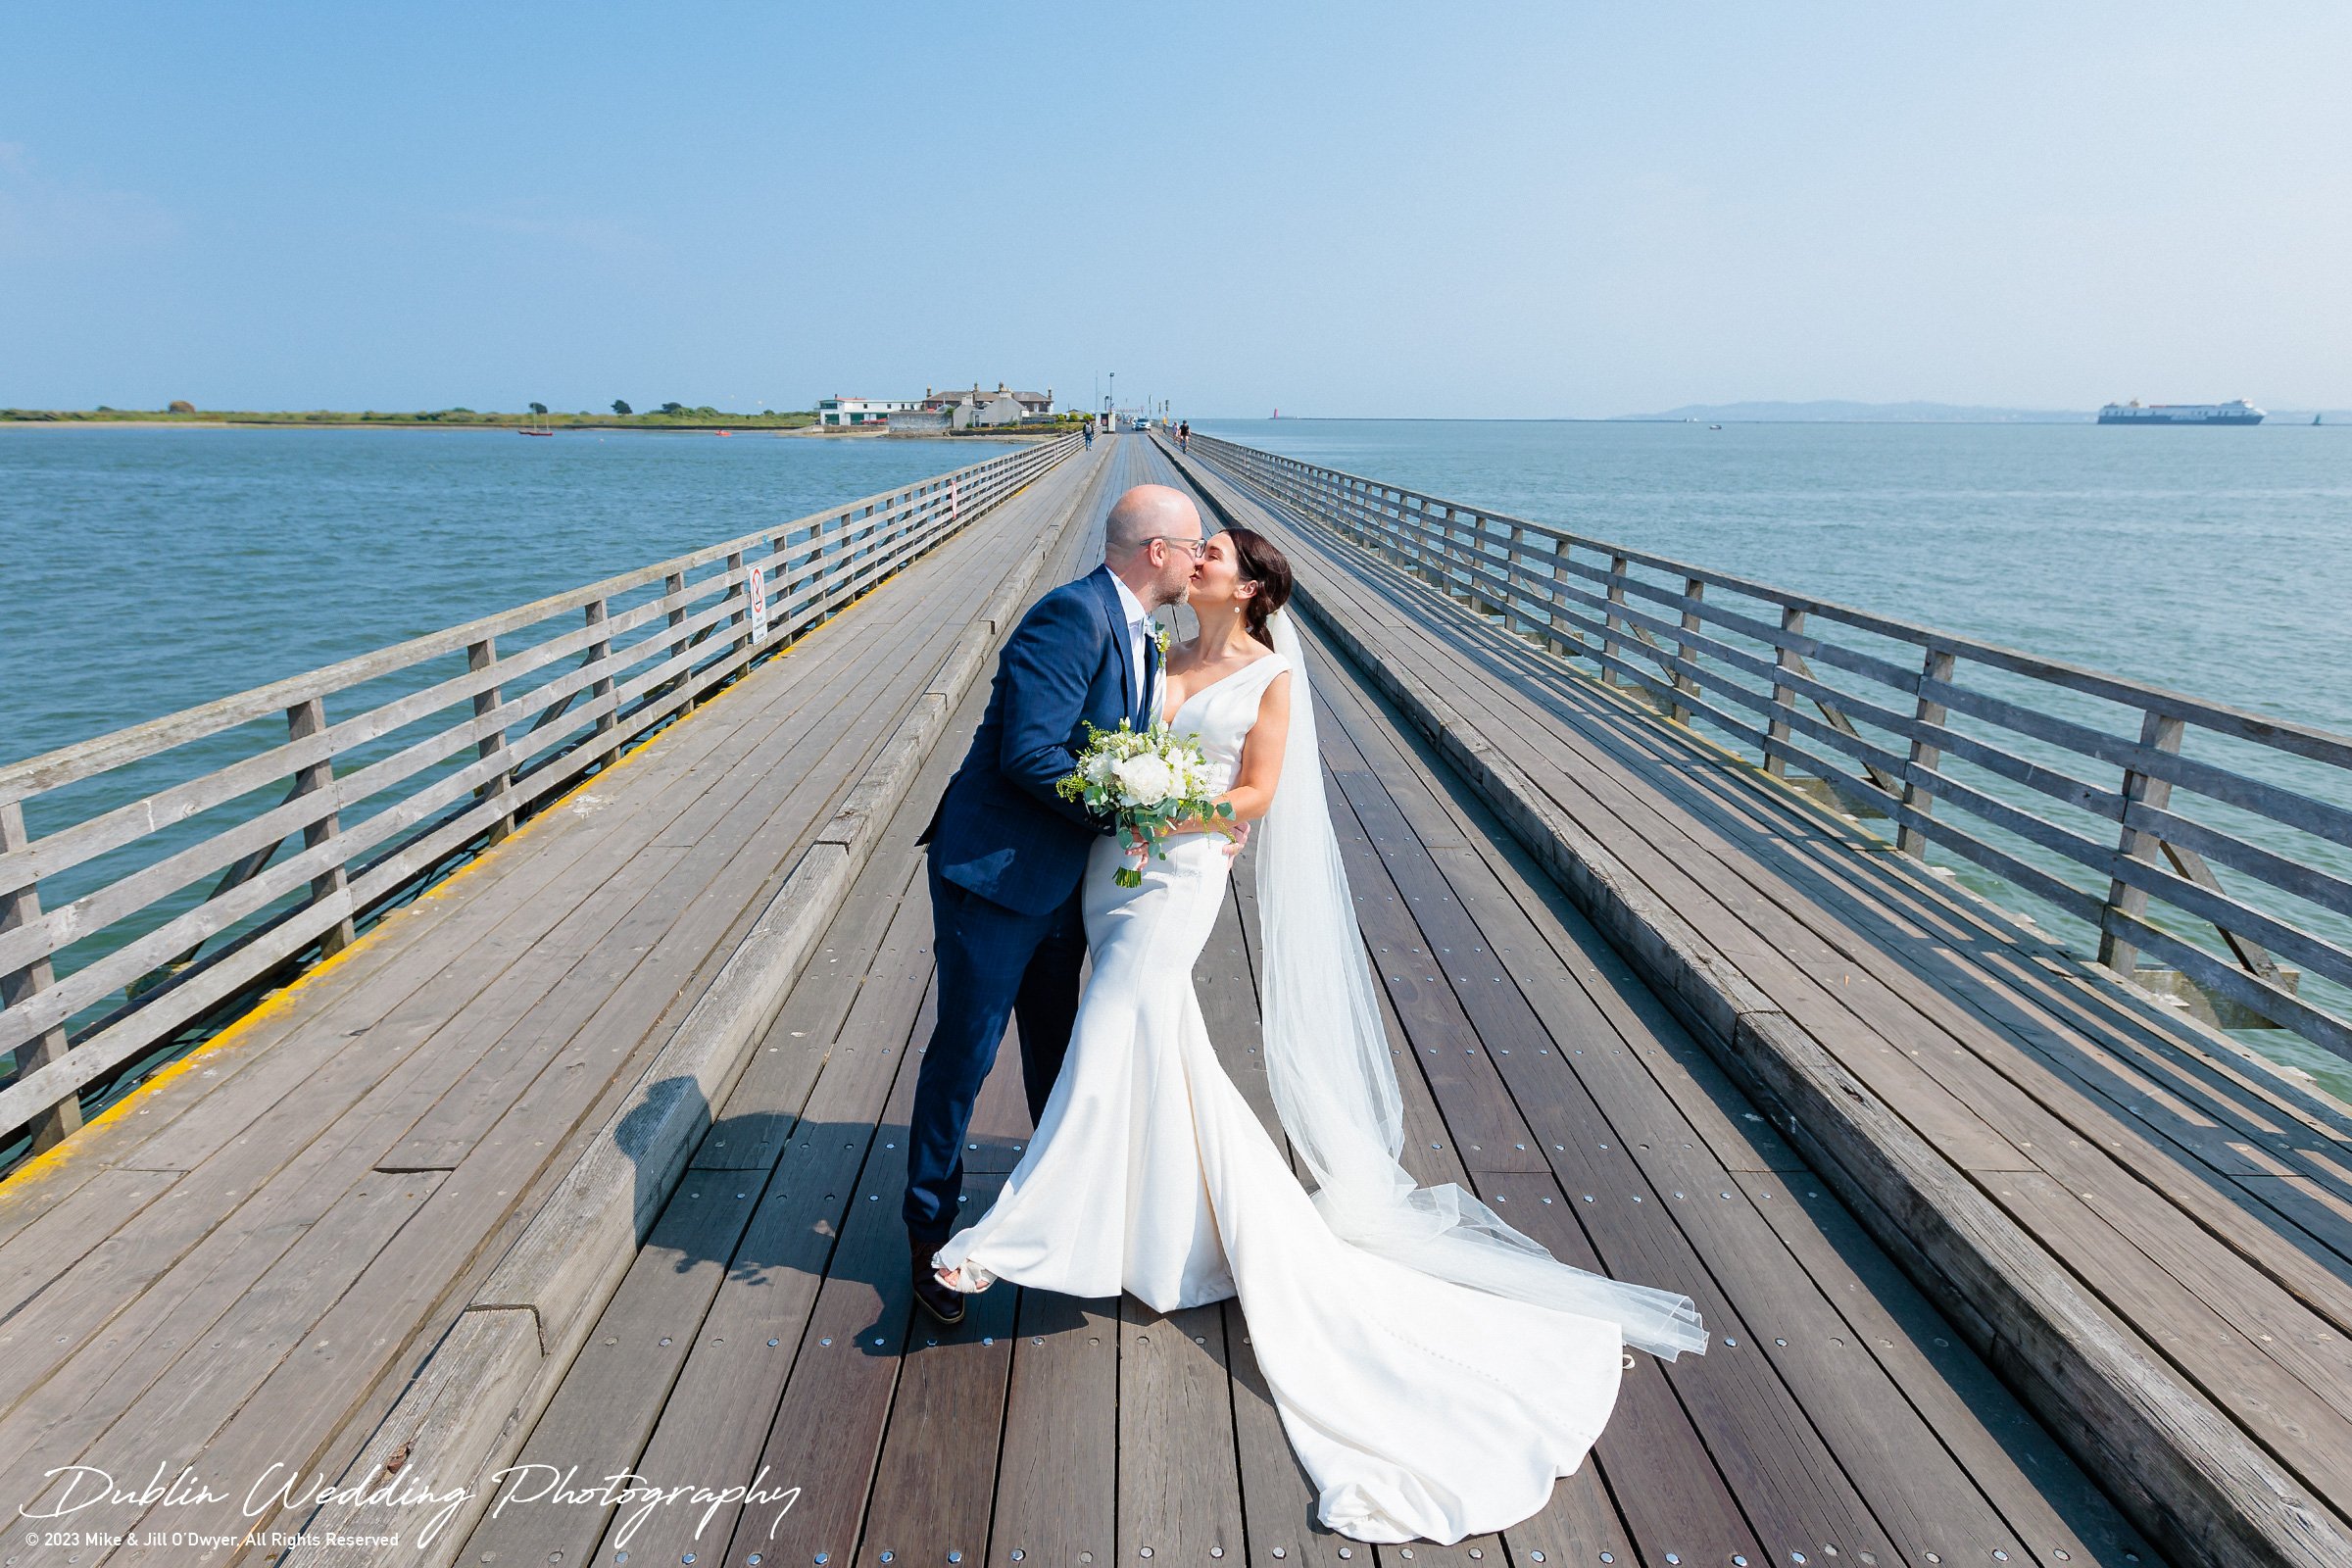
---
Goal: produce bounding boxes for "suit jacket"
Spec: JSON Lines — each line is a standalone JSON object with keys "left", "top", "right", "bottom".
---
{"left": 921, "top": 564, "right": 1157, "bottom": 914}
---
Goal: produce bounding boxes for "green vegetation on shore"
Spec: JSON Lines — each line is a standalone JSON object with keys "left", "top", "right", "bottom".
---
{"left": 0, "top": 404, "right": 820, "bottom": 431}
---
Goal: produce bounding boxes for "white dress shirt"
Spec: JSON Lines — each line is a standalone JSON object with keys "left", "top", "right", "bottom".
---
{"left": 1109, "top": 571, "right": 1154, "bottom": 721}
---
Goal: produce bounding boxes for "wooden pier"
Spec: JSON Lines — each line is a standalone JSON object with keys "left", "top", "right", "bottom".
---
{"left": 3, "top": 431, "right": 2348, "bottom": 1568}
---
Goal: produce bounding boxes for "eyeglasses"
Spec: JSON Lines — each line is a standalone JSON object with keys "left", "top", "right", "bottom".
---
{"left": 1145, "top": 536, "right": 1209, "bottom": 559}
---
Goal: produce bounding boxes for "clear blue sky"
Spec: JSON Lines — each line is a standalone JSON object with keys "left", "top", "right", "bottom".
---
{"left": 3, "top": 4, "right": 2345, "bottom": 418}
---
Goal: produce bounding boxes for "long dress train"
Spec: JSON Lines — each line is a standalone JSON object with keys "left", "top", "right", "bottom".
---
{"left": 931, "top": 653, "right": 1639, "bottom": 1544}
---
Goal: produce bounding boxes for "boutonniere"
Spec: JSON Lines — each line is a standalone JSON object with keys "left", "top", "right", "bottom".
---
{"left": 1155, "top": 622, "right": 1172, "bottom": 660}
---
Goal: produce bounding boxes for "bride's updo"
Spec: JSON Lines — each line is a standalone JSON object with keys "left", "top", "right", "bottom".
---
{"left": 1225, "top": 528, "right": 1295, "bottom": 645}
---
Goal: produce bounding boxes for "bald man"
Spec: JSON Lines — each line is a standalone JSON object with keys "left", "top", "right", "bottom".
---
{"left": 906, "top": 483, "right": 1207, "bottom": 1323}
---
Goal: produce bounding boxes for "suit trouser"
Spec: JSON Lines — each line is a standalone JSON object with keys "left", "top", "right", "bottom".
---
{"left": 904, "top": 857, "right": 1086, "bottom": 1245}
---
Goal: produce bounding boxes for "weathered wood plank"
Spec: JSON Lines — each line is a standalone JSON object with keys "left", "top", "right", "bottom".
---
{"left": 1732, "top": 1167, "right": 2161, "bottom": 1565}
{"left": 689, "top": 850, "right": 924, "bottom": 1172}
{"left": 721, "top": 1025, "right": 926, "bottom": 1568}
{"left": 380, "top": 642, "right": 915, "bottom": 1168}
{"left": 453, "top": 1181, "right": 760, "bottom": 1568}
{"left": 860, "top": 1173, "right": 1018, "bottom": 1565}
{"left": 1119, "top": 1297, "right": 1246, "bottom": 1565}
{"left": 10, "top": 1170, "right": 446, "bottom": 1561}
{"left": 992, "top": 1289, "right": 1120, "bottom": 1568}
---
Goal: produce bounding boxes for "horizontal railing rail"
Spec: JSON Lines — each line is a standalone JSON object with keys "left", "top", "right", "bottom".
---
{"left": 1183, "top": 430, "right": 2352, "bottom": 1068}
{"left": 0, "top": 435, "right": 1079, "bottom": 1158}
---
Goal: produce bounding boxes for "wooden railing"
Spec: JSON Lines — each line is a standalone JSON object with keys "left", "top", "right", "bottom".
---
{"left": 1184, "top": 431, "right": 2352, "bottom": 1067}
{"left": 0, "top": 435, "right": 1080, "bottom": 1158}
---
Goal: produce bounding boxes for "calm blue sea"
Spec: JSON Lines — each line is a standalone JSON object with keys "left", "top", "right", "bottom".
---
{"left": 5, "top": 417, "right": 2348, "bottom": 1098}
{"left": 1198, "top": 418, "right": 2352, "bottom": 742}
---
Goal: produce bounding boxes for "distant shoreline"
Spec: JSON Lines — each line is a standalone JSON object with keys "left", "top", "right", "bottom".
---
{"left": 0, "top": 409, "right": 821, "bottom": 433}
{"left": 0, "top": 410, "right": 1090, "bottom": 439}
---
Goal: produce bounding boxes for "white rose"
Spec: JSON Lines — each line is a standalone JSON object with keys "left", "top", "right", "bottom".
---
{"left": 1085, "top": 751, "right": 1118, "bottom": 787}
{"left": 1113, "top": 753, "right": 1176, "bottom": 806}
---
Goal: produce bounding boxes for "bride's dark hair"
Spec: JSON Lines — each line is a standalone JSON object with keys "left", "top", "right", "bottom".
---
{"left": 1224, "top": 528, "right": 1294, "bottom": 645}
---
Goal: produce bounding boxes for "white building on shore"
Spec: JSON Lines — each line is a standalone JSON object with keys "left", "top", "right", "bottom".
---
{"left": 816, "top": 384, "right": 1055, "bottom": 430}
{"left": 923, "top": 383, "right": 1054, "bottom": 427}
{"left": 816, "top": 395, "right": 923, "bottom": 427}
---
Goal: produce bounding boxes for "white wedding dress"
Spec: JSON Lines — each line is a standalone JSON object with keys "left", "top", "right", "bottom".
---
{"left": 932, "top": 612, "right": 1706, "bottom": 1544}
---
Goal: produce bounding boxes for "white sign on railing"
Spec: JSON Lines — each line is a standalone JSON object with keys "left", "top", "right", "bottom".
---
{"left": 748, "top": 563, "right": 770, "bottom": 642}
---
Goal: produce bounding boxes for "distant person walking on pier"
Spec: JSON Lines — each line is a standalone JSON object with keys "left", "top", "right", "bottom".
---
{"left": 1177, "top": 418, "right": 1190, "bottom": 451}
{"left": 910, "top": 487, "right": 1704, "bottom": 1544}
{"left": 1081, "top": 420, "right": 1093, "bottom": 450}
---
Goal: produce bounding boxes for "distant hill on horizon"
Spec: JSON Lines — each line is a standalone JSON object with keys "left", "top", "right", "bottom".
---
{"left": 1620, "top": 400, "right": 2087, "bottom": 423}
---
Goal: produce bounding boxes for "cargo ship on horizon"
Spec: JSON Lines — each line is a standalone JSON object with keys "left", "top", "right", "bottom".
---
{"left": 2097, "top": 398, "right": 2265, "bottom": 425}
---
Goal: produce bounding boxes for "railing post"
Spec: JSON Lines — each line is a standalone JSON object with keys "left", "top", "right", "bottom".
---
{"left": 467, "top": 637, "right": 514, "bottom": 845}
{"left": 662, "top": 570, "right": 690, "bottom": 707}
{"left": 585, "top": 599, "right": 617, "bottom": 769}
{"left": 1764, "top": 607, "right": 1806, "bottom": 777}
{"left": 1502, "top": 522, "right": 1537, "bottom": 643}
{"left": 1670, "top": 576, "right": 1705, "bottom": 725}
{"left": 1409, "top": 500, "right": 1439, "bottom": 584}
{"left": 725, "top": 550, "right": 749, "bottom": 658}
{"left": 1895, "top": 647, "right": 1956, "bottom": 858}
{"left": 768, "top": 532, "right": 792, "bottom": 646}
{"left": 1, "top": 799, "right": 80, "bottom": 1152}
{"left": 2097, "top": 710, "right": 2183, "bottom": 973}
{"left": 1538, "top": 538, "right": 1579, "bottom": 658}
{"left": 287, "top": 696, "right": 356, "bottom": 955}
{"left": 1600, "top": 555, "right": 1631, "bottom": 688}
{"left": 822, "top": 516, "right": 849, "bottom": 616}
{"left": 1447, "top": 508, "right": 1482, "bottom": 609}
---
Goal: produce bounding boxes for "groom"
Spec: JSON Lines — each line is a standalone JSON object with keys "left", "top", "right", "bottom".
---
{"left": 906, "top": 483, "right": 1210, "bottom": 1324}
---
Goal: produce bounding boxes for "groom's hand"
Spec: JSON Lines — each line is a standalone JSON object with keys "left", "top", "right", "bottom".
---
{"left": 1223, "top": 818, "right": 1251, "bottom": 858}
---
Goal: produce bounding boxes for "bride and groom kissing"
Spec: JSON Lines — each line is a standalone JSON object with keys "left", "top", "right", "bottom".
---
{"left": 906, "top": 482, "right": 1708, "bottom": 1544}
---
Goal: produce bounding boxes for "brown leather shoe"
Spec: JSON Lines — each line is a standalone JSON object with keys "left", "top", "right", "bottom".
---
{"left": 910, "top": 1238, "right": 966, "bottom": 1326}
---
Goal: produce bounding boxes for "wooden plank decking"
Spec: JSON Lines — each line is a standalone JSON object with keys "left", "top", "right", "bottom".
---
{"left": 418, "top": 439, "right": 2157, "bottom": 1568}
{"left": 0, "top": 437, "right": 1119, "bottom": 1560}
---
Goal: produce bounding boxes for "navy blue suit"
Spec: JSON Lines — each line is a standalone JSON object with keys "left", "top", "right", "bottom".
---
{"left": 906, "top": 564, "right": 1157, "bottom": 1244}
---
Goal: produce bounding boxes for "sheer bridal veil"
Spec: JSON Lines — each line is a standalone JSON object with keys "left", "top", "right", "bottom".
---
{"left": 1255, "top": 610, "right": 1709, "bottom": 1361}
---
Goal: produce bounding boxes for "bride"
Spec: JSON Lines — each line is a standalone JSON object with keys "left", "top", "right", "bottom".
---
{"left": 928, "top": 526, "right": 1708, "bottom": 1544}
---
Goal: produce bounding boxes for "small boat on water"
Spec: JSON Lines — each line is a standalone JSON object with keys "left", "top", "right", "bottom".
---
{"left": 519, "top": 413, "right": 555, "bottom": 436}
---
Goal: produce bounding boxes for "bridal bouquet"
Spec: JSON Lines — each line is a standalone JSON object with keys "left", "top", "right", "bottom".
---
{"left": 1056, "top": 721, "right": 1234, "bottom": 887}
